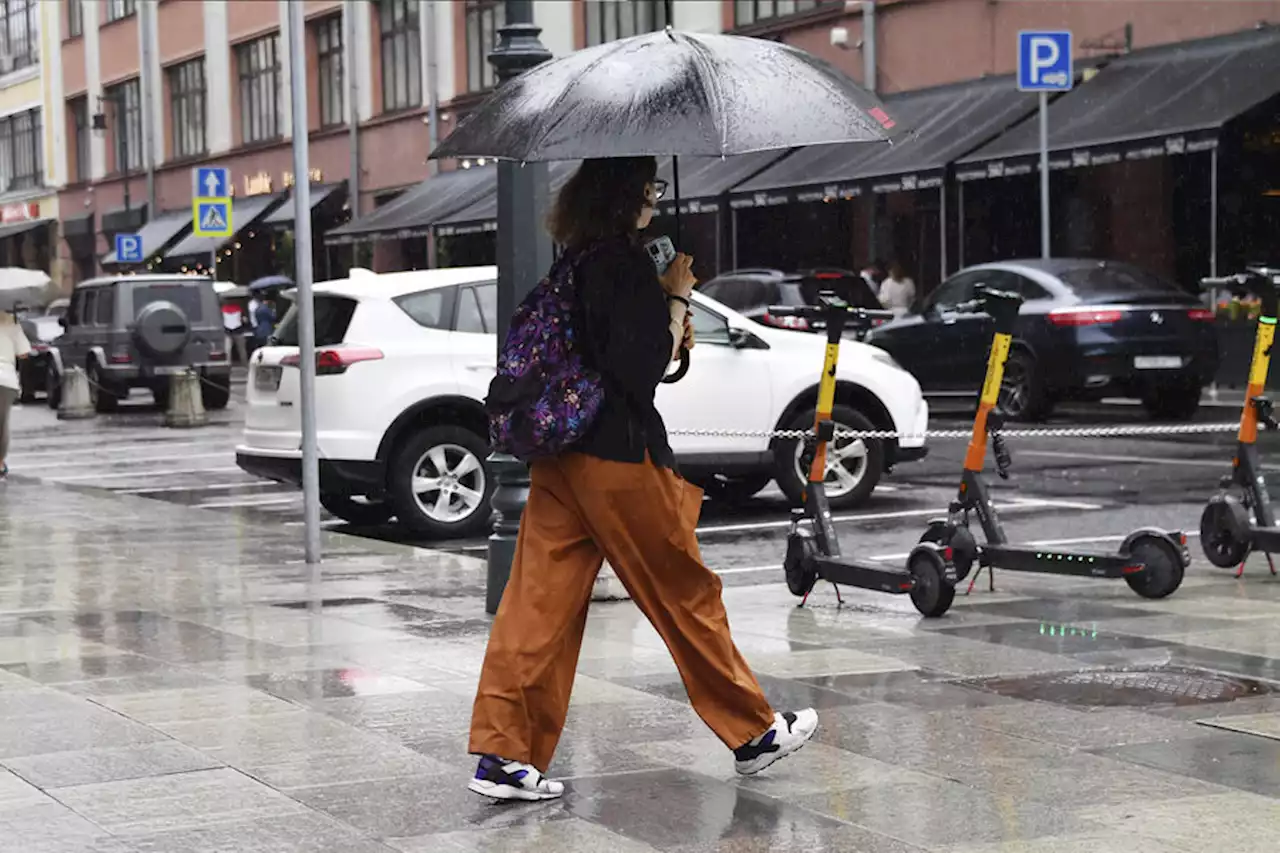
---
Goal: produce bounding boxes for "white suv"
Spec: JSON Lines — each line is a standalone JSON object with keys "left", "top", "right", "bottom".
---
{"left": 236, "top": 266, "right": 929, "bottom": 539}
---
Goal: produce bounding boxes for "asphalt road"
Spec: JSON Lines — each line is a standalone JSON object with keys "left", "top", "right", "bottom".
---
{"left": 8, "top": 381, "right": 1274, "bottom": 587}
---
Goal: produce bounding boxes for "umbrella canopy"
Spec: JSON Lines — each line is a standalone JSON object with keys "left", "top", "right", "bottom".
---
{"left": 0, "top": 267, "right": 54, "bottom": 313}
{"left": 249, "top": 274, "right": 293, "bottom": 292}
{"left": 431, "top": 29, "right": 902, "bottom": 163}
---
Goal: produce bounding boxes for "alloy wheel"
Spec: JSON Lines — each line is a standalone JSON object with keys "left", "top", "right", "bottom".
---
{"left": 410, "top": 443, "right": 487, "bottom": 523}
{"left": 791, "top": 423, "right": 869, "bottom": 500}
{"left": 999, "top": 358, "right": 1029, "bottom": 416}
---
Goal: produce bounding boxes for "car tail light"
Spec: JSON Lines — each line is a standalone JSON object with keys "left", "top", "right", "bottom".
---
{"left": 1047, "top": 307, "right": 1124, "bottom": 326}
{"left": 281, "top": 346, "right": 384, "bottom": 375}
{"left": 30, "top": 343, "right": 47, "bottom": 354}
{"left": 209, "top": 348, "right": 227, "bottom": 361}
{"left": 1187, "top": 308, "right": 1215, "bottom": 322}
{"left": 812, "top": 272, "right": 844, "bottom": 280}
{"left": 759, "top": 312, "right": 810, "bottom": 331}
{"left": 108, "top": 352, "right": 132, "bottom": 364}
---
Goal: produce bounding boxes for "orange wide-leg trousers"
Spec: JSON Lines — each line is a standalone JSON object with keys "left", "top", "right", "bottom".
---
{"left": 468, "top": 453, "right": 775, "bottom": 772}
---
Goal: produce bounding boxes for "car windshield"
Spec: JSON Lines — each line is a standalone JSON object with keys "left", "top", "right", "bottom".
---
{"left": 1056, "top": 264, "right": 1182, "bottom": 297}
{"left": 274, "top": 295, "right": 357, "bottom": 346}
{"left": 132, "top": 282, "right": 205, "bottom": 322}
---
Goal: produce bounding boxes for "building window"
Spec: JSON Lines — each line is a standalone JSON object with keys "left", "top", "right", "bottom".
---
{"left": 315, "top": 14, "right": 344, "bottom": 127}
{"left": 236, "top": 34, "right": 281, "bottom": 144}
{"left": 0, "top": 0, "right": 39, "bottom": 73}
{"left": 105, "top": 78, "right": 142, "bottom": 173}
{"left": 379, "top": 0, "right": 421, "bottom": 111}
{"left": 106, "top": 0, "right": 136, "bottom": 23}
{"left": 169, "top": 58, "right": 206, "bottom": 159}
{"left": 0, "top": 108, "right": 43, "bottom": 191}
{"left": 465, "top": 1, "right": 504, "bottom": 92}
{"left": 67, "top": 0, "right": 83, "bottom": 38}
{"left": 69, "top": 97, "right": 89, "bottom": 182}
{"left": 734, "top": 0, "right": 836, "bottom": 27}
{"left": 584, "top": 0, "right": 668, "bottom": 47}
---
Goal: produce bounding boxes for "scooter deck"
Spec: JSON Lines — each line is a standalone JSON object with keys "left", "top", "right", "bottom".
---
{"left": 815, "top": 557, "right": 915, "bottom": 595}
{"left": 982, "top": 545, "right": 1140, "bottom": 579}
{"left": 1246, "top": 525, "right": 1280, "bottom": 553}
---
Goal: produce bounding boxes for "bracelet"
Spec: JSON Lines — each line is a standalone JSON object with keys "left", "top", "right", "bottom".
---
{"left": 667, "top": 294, "right": 691, "bottom": 308}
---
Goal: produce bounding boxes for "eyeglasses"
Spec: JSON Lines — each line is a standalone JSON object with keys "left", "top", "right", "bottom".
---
{"left": 651, "top": 179, "right": 669, "bottom": 200}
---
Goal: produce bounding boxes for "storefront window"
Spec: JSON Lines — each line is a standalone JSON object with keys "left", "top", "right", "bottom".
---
{"left": 0, "top": 107, "right": 42, "bottom": 191}
{"left": 315, "top": 14, "right": 344, "bottom": 127}
{"left": 169, "top": 58, "right": 206, "bottom": 159}
{"left": 0, "top": 0, "right": 39, "bottom": 73}
{"left": 236, "top": 34, "right": 280, "bottom": 144}
{"left": 465, "top": 1, "right": 503, "bottom": 92}
{"left": 379, "top": 0, "right": 421, "bottom": 111}
{"left": 735, "top": 0, "right": 836, "bottom": 27}
{"left": 69, "top": 97, "right": 89, "bottom": 182}
{"left": 104, "top": 78, "right": 142, "bottom": 173}
{"left": 585, "top": 0, "right": 668, "bottom": 47}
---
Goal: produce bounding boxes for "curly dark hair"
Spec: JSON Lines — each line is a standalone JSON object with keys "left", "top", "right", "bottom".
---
{"left": 547, "top": 157, "right": 658, "bottom": 249}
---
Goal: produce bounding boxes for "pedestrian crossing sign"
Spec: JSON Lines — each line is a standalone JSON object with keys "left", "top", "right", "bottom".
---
{"left": 193, "top": 200, "right": 232, "bottom": 238}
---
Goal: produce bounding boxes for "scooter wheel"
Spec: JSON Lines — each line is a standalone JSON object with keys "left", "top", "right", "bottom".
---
{"left": 784, "top": 533, "right": 819, "bottom": 598}
{"left": 1124, "top": 534, "right": 1184, "bottom": 600}
{"left": 1200, "top": 498, "right": 1250, "bottom": 569}
{"left": 919, "top": 522, "right": 978, "bottom": 582}
{"left": 908, "top": 548, "right": 955, "bottom": 618}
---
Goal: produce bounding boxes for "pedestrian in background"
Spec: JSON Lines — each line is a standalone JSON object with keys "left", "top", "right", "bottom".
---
{"left": 879, "top": 260, "right": 916, "bottom": 317}
{"left": 251, "top": 297, "right": 276, "bottom": 351}
{"left": 860, "top": 259, "right": 885, "bottom": 298}
{"left": 222, "top": 300, "right": 248, "bottom": 365}
{"left": 468, "top": 156, "right": 817, "bottom": 803}
{"left": 0, "top": 311, "right": 31, "bottom": 479}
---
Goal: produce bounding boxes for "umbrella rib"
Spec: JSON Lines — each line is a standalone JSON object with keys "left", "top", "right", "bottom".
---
{"left": 528, "top": 40, "right": 633, "bottom": 161}
{"left": 685, "top": 34, "right": 728, "bottom": 155}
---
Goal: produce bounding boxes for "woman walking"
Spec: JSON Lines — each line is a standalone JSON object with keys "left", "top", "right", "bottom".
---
{"left": 0, "top": 311, "right": 31, "bottom": 479}
{"left": 468, "top": 157, "right": 817, "bottom": 802}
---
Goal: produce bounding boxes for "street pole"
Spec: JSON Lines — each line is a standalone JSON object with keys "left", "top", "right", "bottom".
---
{"left": 287, "top": 1, "right": 322, "bottom": 564}
{"left": 485, "top": 0, "right": 553, "bottom": 615}
{"left": 1039, "top": 90, "right": 1050, "bottom": 259}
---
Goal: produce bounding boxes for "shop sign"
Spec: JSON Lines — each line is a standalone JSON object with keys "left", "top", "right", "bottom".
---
{"left": 243, "top": 172, "right": 274, "bottom": 196}
{"left": 282, "top": 168, "right": 324, "bottom": 188}
{"left": 1, "top": 202, "right": 38, "bottom": 223}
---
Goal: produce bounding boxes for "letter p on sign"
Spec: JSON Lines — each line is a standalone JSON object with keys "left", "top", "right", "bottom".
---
{"left": 1018, "top": 31, "right": 1073, "bottom": 92}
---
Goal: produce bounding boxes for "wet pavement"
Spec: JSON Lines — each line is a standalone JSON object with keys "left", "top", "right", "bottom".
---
{"left": 4, "top": 426, "right": 1280, "bottom": 850}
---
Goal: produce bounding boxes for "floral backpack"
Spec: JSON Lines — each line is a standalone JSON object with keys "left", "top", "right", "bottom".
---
{"left": 485, "top": 249, "right": 604, "bottom": 461}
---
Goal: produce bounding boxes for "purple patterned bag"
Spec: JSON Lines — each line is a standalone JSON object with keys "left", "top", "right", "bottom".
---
{"left": 485, "top": 251, "right": 604, "bottom": 461}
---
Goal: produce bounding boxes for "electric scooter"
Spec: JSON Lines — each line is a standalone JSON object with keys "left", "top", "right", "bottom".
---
{"left": 774, "top": 293, "right": 960, "bottom": 618}
{"left": 919, "top": 285, "right": 1188, "bottom": 600}
{"left": 1198, "top": 266, "right": 1280, "bottom": 578}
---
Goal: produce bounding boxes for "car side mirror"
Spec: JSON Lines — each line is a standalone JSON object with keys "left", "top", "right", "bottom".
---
{"left": 727, "top": 327, "right": 767, "bottom": 349}
{"left": 57, "top": 316, "right": 68, "bottom": 329}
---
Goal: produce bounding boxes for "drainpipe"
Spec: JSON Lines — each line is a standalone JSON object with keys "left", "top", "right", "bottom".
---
{"left": 861, "top": 1, "right": 877, "bottom": 94}
{"left": 422, "top": 0, "right": 440, "bottom": 267}
{"left": 345, "top": 1, "right": 360, "bottom": 261}
{"left": 140, "top": 0, "right": 157, "bottom": 219}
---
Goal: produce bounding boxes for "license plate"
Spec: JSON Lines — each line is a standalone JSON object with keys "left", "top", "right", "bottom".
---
{"left": 255, "top": 366, "right": 282, "bottom": 391}
{"left": 1134, "top": 355, "right": 1183, "bottom": 370}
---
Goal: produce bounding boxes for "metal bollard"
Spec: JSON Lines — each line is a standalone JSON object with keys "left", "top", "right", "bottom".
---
{"left": 56, "top": 367, "right": 96, "bottom": 421}
{"left": 164, "top": 370, "right": 208, "bottom": 428}
{"left": 592, "top": 561, "right": 631, "bottom": 602}
{"left": 485, "top": 452, "right": 529, "bottom": 615}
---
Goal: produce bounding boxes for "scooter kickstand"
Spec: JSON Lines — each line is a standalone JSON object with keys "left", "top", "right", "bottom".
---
{"left": 1236, "top": 559, "right": 1247, "bottom": 579}
{"left": 965, "top": 566, "right": 982, "bottom": 596}
{"left": 831, "top": 582, "right": 845, "bottom": 607}
{"left": 1268, "top": 553, "right": 1277, "bottom": 576}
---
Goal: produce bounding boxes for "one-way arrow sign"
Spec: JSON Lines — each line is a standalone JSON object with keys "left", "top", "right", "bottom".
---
{"left": 194, "top": 167, "right": 229, "bottom": 199}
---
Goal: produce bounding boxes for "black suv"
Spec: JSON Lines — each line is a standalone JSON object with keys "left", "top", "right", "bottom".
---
{"left": 697, "top": 268, "right": 884, "bottom": 332}
{"left": 49, "top": 275, "right": 232, "bottom": 412}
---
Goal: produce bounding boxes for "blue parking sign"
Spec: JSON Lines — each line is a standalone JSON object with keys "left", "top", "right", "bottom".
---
{"left": 1017, "top": 31, "right": 1073, "bottom": 91}
{"left": 115, "top": 233, "right": 143, "bottom": 264}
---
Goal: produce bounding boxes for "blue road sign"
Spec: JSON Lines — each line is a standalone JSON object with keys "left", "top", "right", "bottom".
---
{"left": 194, "top": 166, "right": 230, "bottom": 199}
{"left": 115, "top": 233, "right": 143, "bottom": 264}
{"left": 1017, "top": 31, "right": 1073, "bottom": 91}
{"left": 194, "top": 200, "right": 232, "bottom": 238}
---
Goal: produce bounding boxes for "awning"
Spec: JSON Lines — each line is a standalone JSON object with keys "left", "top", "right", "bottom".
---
{"left": 731, "top": 75, "right": 1040, "bottom": 207}
{"left": 325, "top": 166, "right": 496, "bottom": 245}
{"left": 0, "top": 217, "right": 52, "bottom": 241}
{"left": 956, "top": 27, "right": 1280, "bottom": 180}
{"left": 260, "top": 182, "right": 346, "bottom": 228}
{"left": 654, "top": 151, "right": 794, "bottom": 215}
{"left": 164, "top": 193, "right": 286, "bottom": 259}
{"left": 435, "top": 162, "right": 579, "bottom": 237}
{"left": 100, "top": 209, "right": 192, "bottom": 266}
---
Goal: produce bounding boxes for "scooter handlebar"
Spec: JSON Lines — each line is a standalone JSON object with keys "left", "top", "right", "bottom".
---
{"left": 951, "top": 285, "right": 1022, "bottom": 316}
{"left": 1200, "top": 271, "right": 1279, "bottom": 297}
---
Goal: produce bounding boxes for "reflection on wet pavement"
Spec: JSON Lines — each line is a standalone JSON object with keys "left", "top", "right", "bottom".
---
{"left": 2, "top": 477, "right": 1280, "bottom": 851}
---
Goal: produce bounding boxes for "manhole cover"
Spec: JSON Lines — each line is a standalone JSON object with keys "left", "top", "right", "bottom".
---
{"left": 965, "top": 665, "right": 1273, "bottom": 708}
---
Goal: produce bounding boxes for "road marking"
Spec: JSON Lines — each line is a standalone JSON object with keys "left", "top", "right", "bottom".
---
{"left": 53, "top": 466, "right": 243, "bottom": 482}
{"left": 10, "top": 440, "right": 220, "bottom": 459}
{"left": 1021, "top": 449, "right": 1252, "bottom": 470}
{"left": 695, "top": 496, "right": 1098, "bottom": 535}
{"left": 198, "top": 495, "right": 303, "bottom": 509}
{"left": 117, "top": 481, "right": 285, "bottom": 495}
{"left": 16, "top": 452, "right": 231, "bottom": 472}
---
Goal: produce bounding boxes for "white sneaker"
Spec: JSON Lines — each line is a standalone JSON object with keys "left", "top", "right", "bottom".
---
{"left": 733, "top": 709, "right": 819, "bottom": 775}
{"left": 468, "top": 754, "right": 565, "bottom": 801}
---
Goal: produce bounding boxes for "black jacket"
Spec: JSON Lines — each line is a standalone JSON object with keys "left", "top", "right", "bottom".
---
{"left": 573, "top": 237, "right": 677, "bottom": 470}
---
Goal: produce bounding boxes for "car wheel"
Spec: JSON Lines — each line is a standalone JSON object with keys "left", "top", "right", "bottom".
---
{"left": 998, "top": 350, "right": 1054, "bottom": 422}
{"left": 45, "top": 363, "right": 61, "bottom": 410}
{"left": 87, "top": 360, "right": 119, "bottom": 413}
{"left": 697, "top": 474, "right": 772, "bottom": 504}
{"left": 201, "top": 377, "right": 231, "bottom": 410}
{"left": 1142, "top": 377, "right": 1200, "bottom": 421}
{"left": 319, "top": 493, "right": 395, "bottom": 527}
{"left": 388, "top": 425, "right": 494, "bottom": 539}
{"left": 152, "top": 384, "right": 170, "bottom": 410}
{"left": 775, "top": 404, "right": 883, "bottom": 509}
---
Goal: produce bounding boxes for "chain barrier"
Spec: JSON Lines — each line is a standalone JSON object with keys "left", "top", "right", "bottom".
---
{"left": 666, "top": 422, "right": 1241, "bottom": 441}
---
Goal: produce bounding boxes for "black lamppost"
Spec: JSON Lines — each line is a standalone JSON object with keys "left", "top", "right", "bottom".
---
{"left": 93, "top": 94, "right": 131, "bottom": 216}
{"left": 484, "top": 0, "right": 554, "bottom": 615}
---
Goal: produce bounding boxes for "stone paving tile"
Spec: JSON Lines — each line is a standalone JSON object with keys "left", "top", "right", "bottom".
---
{"left": 800, "top": 670, "right": 1019, "bottom": 711}
{"left": 940, "top": 833, "right": 1192, "bottom": 852}
{"left": 743, "top": 647, "right": 917, "bottom": 679}
{"left": 0, "top": 766, "right": 51, "bottom": 809}
{"left": 1197, "top": 710, "right": 1280, "bottom": 741}
{"left": 245, "top": 669, "right": 434, "bottom": 703}
{"left": 2, "top": 741, "right": 222, "bottom": 789}
{"left": 1076, "top": 791, "right": 1280, "bottom": 852}
{"left": 58, "top": 670, "right": 227, "bottom": 697}
{"left": 931, "top": 620, "right": 1173, "bottom": 656}
{"left": 124, "top": 812, "right": 399, "bottom": 853}
{"left": 50, "top": 767, "right": 309, "bottom": 836}
{"left": 0, "top": 635, "right": 125, "bottom": 666}
{"left": 945, "top": 700, "right": 1207, "bottom": 749}
{"left": 849, "top": 635, "right": 1098, "bottom": 679}
{"left": 1, "top": 653, "right": 181, "bottom": 685}
{"left": 0, "top": 705, "right": 171, "bottom": 759}
{"left": 389, "top": 817, "right": 664, "bottom": 853}
{"left": 0, "top": 687, "right": 89, "bottom": 718}
{"left": 0, "top": 800, "right": 139, "bottom": 853}
{"left": 1094, "top": 730, "right": 1280, "bottom": 797}
{"left": 614, "top": 670, "right": 866, "bottom": 710}
{"left": 89, "top": 685, "right": 300, "bottom": 726}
